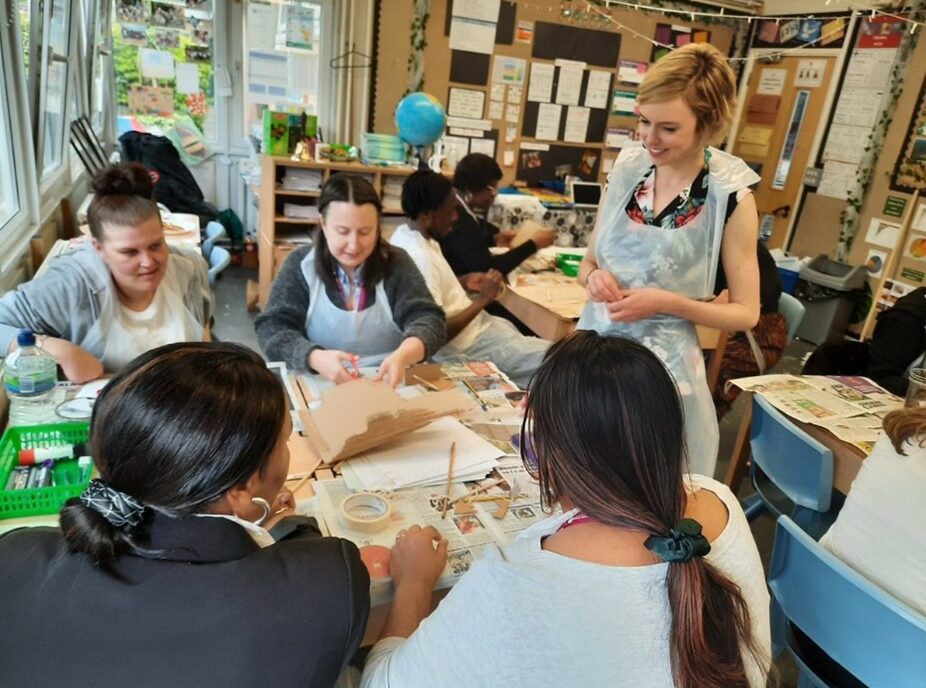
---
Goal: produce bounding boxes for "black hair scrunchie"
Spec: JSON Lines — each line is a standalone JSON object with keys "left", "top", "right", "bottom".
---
{"left": 79, "top": 479, "right": 146, "bottom": 528}
{"left": 644, "top": 518, "right": 711, "bottom": 563}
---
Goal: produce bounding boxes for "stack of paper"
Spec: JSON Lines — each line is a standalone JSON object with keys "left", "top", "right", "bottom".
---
{"left": 283, "top": 203, "right": 320, "bottom": 219}
{"left": 381, "top": 176, "right": 404, "bottom": 210}
{"left": 340, "top": 416, "right": 502, "bottom": 491}
{"left": 281, "top": 168, "right": 322, "bottom": 191}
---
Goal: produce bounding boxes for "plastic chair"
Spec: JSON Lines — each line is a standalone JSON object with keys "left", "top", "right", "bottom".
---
{"left": 741, "top": 395, "right": 837, "bottom": 538}
{"left": 768, "top": 516, "right": 926, "bottom": 687}
{"left": 778, "top": 292, "right": 806, "bottom": 344}
{"left": 202, "top": 221, "right": 227, "bottom": 261}
{"left": 208, "top": 245, "right": 231, "bottom": 287}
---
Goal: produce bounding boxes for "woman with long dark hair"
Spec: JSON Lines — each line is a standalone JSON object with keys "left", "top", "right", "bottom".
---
{"left": 256, "top": 173, "right": 445, "bottom": 386}
{"left": 361, "top": 331, "right": 770, "bottom": 687}
{"left": 0, "top": 342, "right": 370, "bottom": 687}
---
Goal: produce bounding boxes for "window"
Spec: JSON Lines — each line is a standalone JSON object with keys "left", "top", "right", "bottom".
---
{"left": 38, "top": 0, "right": 72, "bottom": 179}
{"left": 0, "top": 68, "right": 19, "bottom": 231}
{"left": 243, "top": 1, "right": 325, "bottom": 136}
{"left": 112, "top": 0, "right": 216, "bottom": 155}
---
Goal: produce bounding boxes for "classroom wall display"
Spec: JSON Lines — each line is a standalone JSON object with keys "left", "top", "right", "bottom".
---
{"left": 651, "top": 23, "right": 709, "bottom": 62}
{"left": 892, "top": 75, "right": 926, "bottom": 193}
{"left": 374, "top": 0, "right": 734, "bottom": 186}
{"left": 752, "top": 16, "right": 847, "bottom": 49}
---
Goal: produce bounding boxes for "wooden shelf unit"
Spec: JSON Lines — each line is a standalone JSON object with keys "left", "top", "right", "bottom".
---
{"left": 257, "top": 156, "right": 418, "bottom": 308}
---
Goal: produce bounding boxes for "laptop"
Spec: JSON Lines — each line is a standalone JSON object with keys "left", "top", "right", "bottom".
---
{"left": 571, "top": 181, "right": 602, "bottom": 209}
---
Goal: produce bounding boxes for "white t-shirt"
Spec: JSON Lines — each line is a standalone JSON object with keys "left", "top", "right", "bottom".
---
{"left": 100, "top": 286, "right": 195, "bottom": 371}
{"left": 361, "top": 474, "right": 771, "bottom": 688}
{"left": 390, "top": 224, "right": 491, "bottom": 352}
{"left": 820, "top": 433, "right": 926, "bottom": 616}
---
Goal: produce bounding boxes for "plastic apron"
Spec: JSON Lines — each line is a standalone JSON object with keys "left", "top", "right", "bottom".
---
{"left": 301, "top": 249, "right": 404, "bottom": 367}
{"left": 92, "top": 255, "right": 204, "bottom": 372}
{"left": 577, "top": 144, "right": 759, "bottom": 476}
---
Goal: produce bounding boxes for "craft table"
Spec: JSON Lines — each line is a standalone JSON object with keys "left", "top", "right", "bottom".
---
{"left": 723, "top": 391, "right": 870, "bottom": 496}
{"left": 497, "top": 271, "right": 728, "bottom": 393}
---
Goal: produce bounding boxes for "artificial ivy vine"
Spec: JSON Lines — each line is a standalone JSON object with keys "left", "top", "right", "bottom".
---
{"left": 836, "top": 3, "right": 926, "bottom": 260}
{"left": 406, "top": 0, "right": 431, "bottom": 96}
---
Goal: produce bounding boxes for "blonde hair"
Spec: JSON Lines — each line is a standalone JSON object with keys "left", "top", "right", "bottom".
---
{"left": 638, "top": 43, "right": 737, "bottom": 143}
{"left": 882, "top": 407, "right": 926, "bottom": 455}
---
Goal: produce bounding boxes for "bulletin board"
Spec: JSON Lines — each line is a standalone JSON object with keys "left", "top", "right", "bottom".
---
{"left": 892, "top": 74, "right": 926, "bottom": 193}
{"left": 373, "top": 0, "right": 735, "bottom": 186}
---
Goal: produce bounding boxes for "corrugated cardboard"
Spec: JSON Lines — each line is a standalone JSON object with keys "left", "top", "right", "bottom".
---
{"left": 298, "top": 378, "right": 474, "bottom": 465}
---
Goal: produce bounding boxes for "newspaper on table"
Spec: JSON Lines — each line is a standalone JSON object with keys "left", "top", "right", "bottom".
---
{"left": 313, "top": 463, "right": 551, "bottom": 606}
{"left": 731, "top": 374, "right": 902, "bottom": 453}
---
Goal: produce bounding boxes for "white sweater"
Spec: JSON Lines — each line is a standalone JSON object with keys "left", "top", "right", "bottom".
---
{"left": 820, "top": 433, "right": 926, "bottom": 616}
{"left": 361, "top": 475, "right": 771, "bottom": 688}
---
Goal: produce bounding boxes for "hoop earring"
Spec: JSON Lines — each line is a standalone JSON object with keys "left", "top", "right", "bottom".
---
{"left": 250, "top": 497, "right": 271, "bottom": 526}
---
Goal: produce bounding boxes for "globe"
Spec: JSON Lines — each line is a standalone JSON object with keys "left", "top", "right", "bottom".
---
{"left": 394, "top": 92, "right": 447, "bottom": 147}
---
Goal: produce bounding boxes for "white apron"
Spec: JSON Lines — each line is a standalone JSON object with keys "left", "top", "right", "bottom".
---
{"left": 301, "top": 249, "right": 404, "bottom": 366}
{"left": 577, "top": 144, "right": 759, "bottom": 476}
{"left": 95, "top": 257, "right": 204, "bottom": 372}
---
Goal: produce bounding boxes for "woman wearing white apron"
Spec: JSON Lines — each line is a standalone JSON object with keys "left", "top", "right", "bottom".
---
{"left": 0, "top": 163, "right": 212, "bottom": 381}
{"left": 577, "top": 44, "right": 761, "bottom": 477}
{"left": 256, "top": 174, "right": 445, "bottom": 387}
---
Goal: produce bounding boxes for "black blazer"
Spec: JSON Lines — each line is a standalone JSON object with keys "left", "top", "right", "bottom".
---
{"left": 438, "top": 205, "right": 539, "bottom": 276}
{"left": 0, "top": 513, "right": 370, "bottom": 688}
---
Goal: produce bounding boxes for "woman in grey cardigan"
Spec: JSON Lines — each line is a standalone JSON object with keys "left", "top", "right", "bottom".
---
{"left": 0, "top": 164, "right": 212, "bottom": 382}
{"left": 255, "top": 174, "right": 445, "bottom": 386}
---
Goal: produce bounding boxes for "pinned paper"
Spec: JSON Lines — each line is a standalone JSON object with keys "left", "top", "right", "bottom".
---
{"left": 865, "top": 217, "right": 902, "bottom": 250}
{"left": 139, "top": 48, "right": 175, "bottom": 79}
{"left": 865, "top": 248, "right": 887, "bottom": 278}
{"left": 128, "top": 85, "right": 174, "bottom": 116}
{"left": 176, "top": 63, "right": 201, "bottom": 95}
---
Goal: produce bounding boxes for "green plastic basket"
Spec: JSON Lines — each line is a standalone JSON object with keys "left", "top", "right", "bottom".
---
{"left": 0, "top": 422, "right": 91, "bottom": 520}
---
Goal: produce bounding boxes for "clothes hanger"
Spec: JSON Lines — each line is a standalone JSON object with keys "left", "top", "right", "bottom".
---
{"left": 330, "top": 43, "right": 372, "bottom": 70}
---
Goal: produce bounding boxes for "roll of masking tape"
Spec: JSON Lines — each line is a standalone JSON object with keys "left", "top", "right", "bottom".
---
{"left": 339, "top": 492, "right": 392, "bottom": 533}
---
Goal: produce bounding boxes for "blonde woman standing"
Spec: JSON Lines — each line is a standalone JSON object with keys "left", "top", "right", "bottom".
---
{"left": 577, "top": 43, "right": 761, "bottom": 476}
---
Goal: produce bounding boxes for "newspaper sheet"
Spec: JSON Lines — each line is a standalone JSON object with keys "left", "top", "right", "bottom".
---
{"left": 731, "top": 374, "right": 902, "bottom": 452}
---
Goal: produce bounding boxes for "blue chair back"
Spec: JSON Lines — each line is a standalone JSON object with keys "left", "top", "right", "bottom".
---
{"left": 768, "top": 516, "right": 926, "bottom": 687}
{"left": 778, "top": 292, "right": 806, "bottom": 344}
{"left": 750, "top": 395, "right": 834, "bottom": 513}
{"left": 202, "top": 221, "right": 226, "bottom": 261}
{"left": 208, "top": 245, "right": 231, "bottom": 287}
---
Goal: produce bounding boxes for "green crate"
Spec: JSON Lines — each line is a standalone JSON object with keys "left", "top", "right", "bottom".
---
{"left": 0, "top": 422, "right": 91, "bottom": 520}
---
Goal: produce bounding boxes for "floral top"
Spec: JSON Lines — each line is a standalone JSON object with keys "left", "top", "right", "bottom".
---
{"left": 625, "top": 152, "right": 740, "bottom": 230}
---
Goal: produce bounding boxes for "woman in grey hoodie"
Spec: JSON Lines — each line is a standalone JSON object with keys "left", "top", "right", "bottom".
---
{"left": 0, "top": 164, "right": 212, "bottom": 382}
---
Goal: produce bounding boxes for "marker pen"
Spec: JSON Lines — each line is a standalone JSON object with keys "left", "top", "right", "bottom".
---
{"left": 18, "top": 442, "right": 89, "bottom": 465}
{"left": 4, "top": 466, "right": 29, "bottom": 491}
{"left": 78, "top": 456, "right": 93, "bottom": 484}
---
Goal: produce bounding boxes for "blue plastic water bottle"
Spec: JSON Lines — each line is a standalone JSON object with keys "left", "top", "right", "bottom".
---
{"left": 4, "top": 329, "right": 58, "bottom": 426}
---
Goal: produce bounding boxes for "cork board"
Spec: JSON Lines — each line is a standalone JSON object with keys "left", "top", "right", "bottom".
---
{"left": 374, "top": 0, "right": 734, "bottom": 185}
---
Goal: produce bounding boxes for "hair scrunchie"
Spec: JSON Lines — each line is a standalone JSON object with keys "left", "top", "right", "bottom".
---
{"left": 645, "top": 518, "right": 711, "bottom": 563}
{"left": 79, "top": 479, "right": 145, "bottom": 528}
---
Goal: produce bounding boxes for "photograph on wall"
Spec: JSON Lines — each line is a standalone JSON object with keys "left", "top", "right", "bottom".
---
{"left": 754, "top": 17, "right": 846, "bottom": 48}
{"left": 185, "top": 44, "right": 212, "bottom": 62}
{"left": 153, "top": 28, "right": 181, "bottom": 49}
{"left": 186, "top": 15, "right": 213, "bottom": 45}
{"left": 892, "top": 75, "right": 926, "bottom": 193}
{"left": 120, "top": 23, "right": 149, "bottom": 46}
{"left": 116, "top": 0, "right": 148, "bottom": 22}
{"left": 150, "top": 2, "right": 186, "bottom": 29}
{"left": 651, "top": 24, "right": 709, "bottom": 62}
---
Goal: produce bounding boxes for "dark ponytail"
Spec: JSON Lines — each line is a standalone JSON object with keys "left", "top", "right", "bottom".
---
{"left": 59, "top": 501, "right": 140, "bottom": 570}
{"left": 525, "top": 331, "right": 767, "bottom": 687}
{"left": 59, "top": 342, "right": 287, "bottom": 571}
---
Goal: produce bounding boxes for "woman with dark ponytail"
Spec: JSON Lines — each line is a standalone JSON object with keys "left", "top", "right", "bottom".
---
{"left": 0, "top": 342, "right": 370, "bottom": 687}
{"left": 0, "top": 163, "right": 211, "bottom": 382}
{"left": 361, "top": 330, "right": 770, "bottom": 688}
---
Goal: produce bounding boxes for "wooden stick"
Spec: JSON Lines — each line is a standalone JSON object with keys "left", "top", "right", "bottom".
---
{"left": 287, "top": 473, "right": 313, "bottom": 497}
{"left": 449, "top": 477, "right": 507, "bottom": 506}
{"left": 413, "top": 375, "right": 440, "bottom": 391}
{"left": 440, "top": 442, "right": 457, "bottom": 519}
{"left": 861, "top": 189, "right": 920, "bottom": 341}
